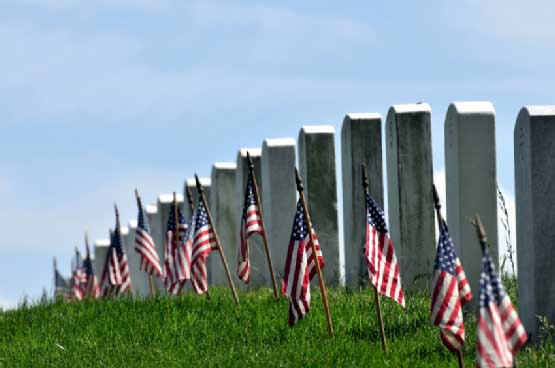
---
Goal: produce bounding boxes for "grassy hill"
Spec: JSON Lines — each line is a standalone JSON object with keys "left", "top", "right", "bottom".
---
{"left": 1, "top": 287, "right": 553, "bottom": 367}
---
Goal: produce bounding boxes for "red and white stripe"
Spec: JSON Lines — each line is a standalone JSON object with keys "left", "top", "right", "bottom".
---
{"left": 135, "top": 227, "right": 162, "bottom": 277}
{"left": 430, "top": 268, "right": 466, "bottom": 350}
{"left": 281, "top": 230, "right": 324, "bottom": 326}
{"left": 237, "top": 203, "right": 263, "bottom": 283}
{"left": 476, "top": 295, "right": 527, "bottom": 367}
{"left": 163, "top": 223, "right": 188, "bottom": 295}
{"left": 108, "top": 247, "right": 123, "bottom": 286}
{"left": 72, "top": 268, "right": 86, "bottom": 301}
{"left": 365, "top": 224, "right": 405, "bottom": 307}
{"left": 191, "top": 221, "right": 217, "bottom": 295}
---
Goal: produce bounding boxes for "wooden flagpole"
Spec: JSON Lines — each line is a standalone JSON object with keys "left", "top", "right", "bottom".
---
{"left": 195, "top": 175, "right": 240, "bottom": 308}
{"left": 432, "top": 185, "right": 464, "bottom": 368}
{"left": 295, "top": 168, "right": 334, "bottom": 337}
{"left": 185, "top": 186, "right": 195, "bottom": 214}
{"left": 247, "top": 152, "right": 279, "bottom": 301}
{"left": 361, "top": 164, "right": 388, "bottom": 353}
{"left": 134, "top": 189, "right": 157, "bottom": 297}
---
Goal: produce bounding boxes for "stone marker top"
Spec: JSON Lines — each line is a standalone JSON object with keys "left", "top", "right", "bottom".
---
{"left": 301, "top": 125, "right": 335, "bottom": 134}
{"left": 213, "top": 162, "right": 237, "bottom": 170}
{"left": 94, "top": 239, "right": 110, "bottom": 247}
{"left": 521, "top": 105, "right": 555, "bottom": 116}
{"left": 128, "top": 219, "right": 138, "bottom": 229}
{"left": 186, "top": 177, "right": 211, "bottom": 187}
{"left": 391, "top": 103, "right": 432, "bottom": 114}
{"left": 238, "top": 148, "right": 262, "bottom": 157}
{"left": 146, "top": 203, "right": 157, "bottom": 214}
{"left": 345, "top": 113, "right": 381, "bottom": 120}
{"left": 264, "top": 138, "right": 296, "bottom": 147}
{"left": 158, "top": 193, "right": 184, "bottom": 204}
{"left": 451, "top": 101, "right": 494, "bottom": 114}
{"left": 120, "top": 226, "right": 129, "bottom": 235}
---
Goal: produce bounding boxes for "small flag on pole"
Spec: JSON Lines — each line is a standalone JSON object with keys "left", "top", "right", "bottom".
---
{"left": 431, "top": 217, "right": 472, "bottom": 351}
{"left": 364, "top": 192, "right": 405, "bottom": 307}
{"left": 237, "top": 172, "right": 263, "bottom": 283}
{"left": 135, "top": 192, "right": 162, "bottom": 277}
{"left": 163, "top": 199, "right": 188, "bottom": 295}
{"left": 474, "top": 217, "right": 527, "bottom": 367}
{"left": 53, "top": 258, "right": 72, "bottom": 301}
{"left": 72, "top": 248, "right": 86, "bottom": 301}
{"left": 191, "top": 199, "right": 218, "bottom": 295}
{"left": 81, "top": 242, "right": 100, "bottom": 299}
{"left": 106, "top": 206, "right": 132, "bottom": 296}
{"left": 282, "top": 199, "right": 325, "bottom": 326}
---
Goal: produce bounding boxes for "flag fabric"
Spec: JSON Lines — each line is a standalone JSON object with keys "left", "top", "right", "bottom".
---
{"left": 476, "top": 245, "right": 527, "bottom": 367}
{"left": 430, "top": 218, "right": 472, "bottom": 351}
{"left": 72, "top": 250, "right": 86, "bottom": 301}
{"left": 54, "top": 267, "right": 72, "bottom": 301}
{"left": 364, "top": 192, "right": 405, "bottom": 307}
{"left": 107, "top": 224, "right": 132, "bottom": 296}
{"left": 135, "top": 195, "right": 162, "bottom": 277}
{"left": 163, "top": 202, "right": 188, "bottom": 295}
{"left": 281, "top": 199, "right": 324, "bottom": 327}
{"left": 99, "top": 253, "right": 112, "bottom": 297}
{"left": 80, "top": 248, "right": 100, "bottom": 299}
{"left": 237, "top": 173, "right": 263, "bottom": 284}
{"left": 191, "top": 200, "right": 218, "bottom": 295}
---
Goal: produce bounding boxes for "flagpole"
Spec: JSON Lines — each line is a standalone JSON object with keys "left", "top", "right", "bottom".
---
{"left": 84, "top": 232, "right": 92, "bottom": 299}
{"left": 134, "top": 189, "right": 157, "bottom": 298}
{"left": 195, "top": 175, "right": 240, "bottom": 308}
{"left": 185, "top": 186, "right": 195, "bottom": 214}
{"left": 432, "top": 185, "right": 464, "bottom": 368}
{"left": 295, "top": 168, "right": 334, "bottom": 337}
{"left": 247, "top": 152, "right": 279, "bottom": 301}
{"left": 361, "top": 164, "right": 387, "bottom": 353}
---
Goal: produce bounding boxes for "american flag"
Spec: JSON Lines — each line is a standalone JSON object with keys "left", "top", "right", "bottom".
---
{"left": 364, "top": 192, "right": 405, "bottom": 307}
{"left": 237, "top": 173, "right": 263, "bottom": 284}
{"left": 163, "top": 202, "right": 189, "bottom": 295}
{"left": 135, "top": 194, "right": 162, "bottom": 277}
{"left": 80, "top": 245, "right": 100, "bottom": 299}
{"left": 72, "top": 249, "right": 86, "bottom": 301}
{"left": 476, "top": 244, "right": 527, "bottom": 367}
{"left": 191, "top": 200, "right": 218, "bottom": 295}
{"left": 282, "top": 199, "right": 324, "bottom": 326}
{"left": 430, "top": 218, "right": 472, "bottom": 351}
{"left": 107, "top": 219, "right": 132, "bottom": 296}
{"left": 54, "top": 259, "right": 72, "bottom": 301}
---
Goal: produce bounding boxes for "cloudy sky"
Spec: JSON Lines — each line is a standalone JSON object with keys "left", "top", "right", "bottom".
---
{"left": 1, "top": 0, "right": 553, "bottom": 308}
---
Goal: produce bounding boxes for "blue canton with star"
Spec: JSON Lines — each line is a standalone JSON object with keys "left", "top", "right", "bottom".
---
{"left": 291, "top": 199, "right": 308, "bottom": 241}
{"left": 167, "top": 202, "right": 186, "bottom": 232}
{"left": 479, "top": 245, "right": 505, "bottom": 307}
{"left": 194, "top": 200, "right": 210, "bottom": 232}
{"left": 434, "top": 219, "right": 457, "bottom": 276}
{"left": 110, "top": 226, "right": 124, "bottom": 257}
{"left": 366, "top": 193, "right": 388, "bottom": 233}
{"left": 243, "top": 174, "right": 257, "bottom": 215}
{"left": 137, "top": 196, "right": 150, "bottom": 233}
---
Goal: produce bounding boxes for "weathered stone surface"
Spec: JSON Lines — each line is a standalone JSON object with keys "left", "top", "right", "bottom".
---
{"left": 93, "top": 239, "right": 110, "bottom": 280}
{"left": 146, "top": 203, "right": 164, "bottom": 293}
{"left": 210, "top": 163, "right": 239, "bottom": 286}
{"left": 298, "top": 126, "right": 340, "bottom": 285}
{"left": 261, "top": 138, "right": 297, "bottom": 283}
{"left": 127, "top": 219, "right": 152, "bottom": 297}
{"left": 341, "top": 114, "right": 384, "bottom": 290}
{"left": 515, "top": 105, "right": 555, "bottom": 341}
{"left": 236, "top": 148, "right": 268, "bottom": 288}
{"left": 386, "top": 104, "right": 435, "bottom": 292}
{"left": 445, "top": 101, "right": 498, "bottom": 308}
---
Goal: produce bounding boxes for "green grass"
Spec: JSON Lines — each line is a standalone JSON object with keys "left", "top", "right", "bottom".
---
{"left": 1, "top": 287, "right": 553, "bottom": 367}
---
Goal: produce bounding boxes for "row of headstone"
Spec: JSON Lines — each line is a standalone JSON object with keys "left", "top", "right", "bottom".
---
{"left": 91, "top": 102, "right": 554, "bottom": 341}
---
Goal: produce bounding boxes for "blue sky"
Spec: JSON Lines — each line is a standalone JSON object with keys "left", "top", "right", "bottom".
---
{"left": 1, "top": 0, "right": 554, "bottom": 308}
